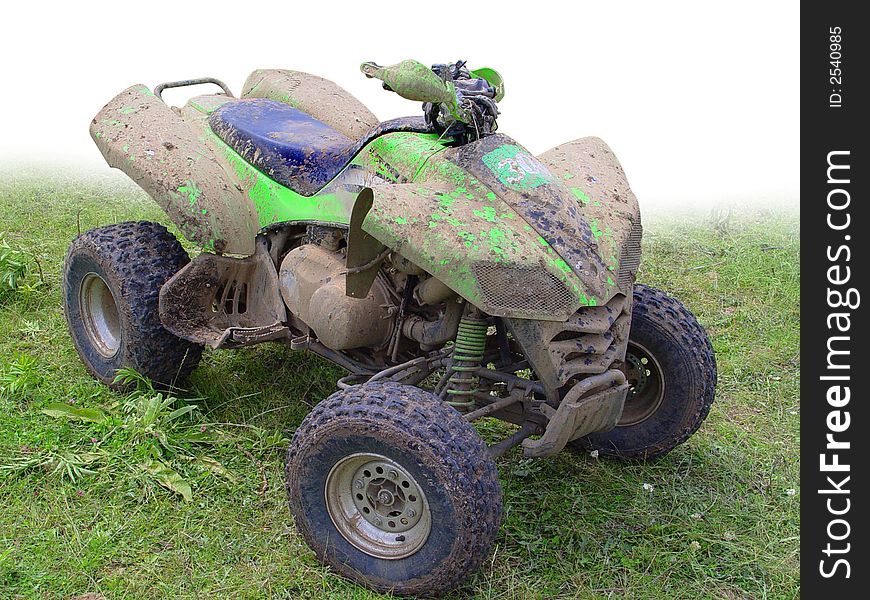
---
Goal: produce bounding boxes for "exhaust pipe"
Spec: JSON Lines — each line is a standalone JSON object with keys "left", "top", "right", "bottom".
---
{"left": 402, "top": 298, "right": 464, "bottom": 347}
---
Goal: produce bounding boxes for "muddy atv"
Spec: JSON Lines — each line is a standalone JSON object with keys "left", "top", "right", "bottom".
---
{"left": 65, "top": 60, "right": 716, "bottom": 596}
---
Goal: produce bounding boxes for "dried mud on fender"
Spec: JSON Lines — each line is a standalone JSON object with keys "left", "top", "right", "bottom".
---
{"left": 442, "top": 134, "right": 616, "bottom": 302}
{"left": 90, "top": 85, "right": 259, "bottom": 255}
{"left": 537, "top": 137, "right": 642, "bottom": 293}
{"left": 362, "top": 179, "right": 589, "bottom": 321}
{"left": 241, "top": 69, "right": 378, "bottom": 140}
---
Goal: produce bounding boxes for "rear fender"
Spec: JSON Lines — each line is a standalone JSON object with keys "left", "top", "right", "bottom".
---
{"left": 360, "top": 182, "right": 593, "bottom": 321}
{"left": 241, "top": 69, "right": 378, "bottom": 140}
{"left": 90, "top": 85, "right": 259, "bottom": 255}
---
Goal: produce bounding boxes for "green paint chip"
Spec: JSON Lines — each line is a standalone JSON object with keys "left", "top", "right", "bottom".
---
{"left": 438, "top": 194, "right": 455, "bottom": 210}
{"left": 473, "top": 206, "right": 498, "bottom": 223}
{"left": 570, "top": 187, "right": 591, "bottom": 204}
{"left": 590, "top": 220, "right": 604, "bottom": 239}
{"left": 554, "top": 259, "right": 572, "bottom": 274}
{"left": 488, "top": 227, "right": 506, "bottom": 245}
{"left": 178, "top": 180, "right": 202, "bottom": 206}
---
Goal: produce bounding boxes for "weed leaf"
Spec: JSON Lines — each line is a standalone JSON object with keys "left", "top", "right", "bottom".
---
{"left": 167, "top": 404, "right": 198, "bottom": 421}
{"left": 141, "top": 459, "right": 193, "bottom": 501}
{"left": 42, "top": 402, "right": 107, "bottom": 423}
{"left": 180, "top": 454, "right": 238, "bottom": 483}
{"left": 0, "top": 353, "right": 40, "bottom": 399}
{"left": 0, "top": 237, "right": 29, "bottom": 294}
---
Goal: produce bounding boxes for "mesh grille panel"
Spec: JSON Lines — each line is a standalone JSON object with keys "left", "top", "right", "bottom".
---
{"left": 472, "top": 263, "right": 576, "bottom": 314}
{"left": 617, "top": 219, "right": 643, "bottom": 290}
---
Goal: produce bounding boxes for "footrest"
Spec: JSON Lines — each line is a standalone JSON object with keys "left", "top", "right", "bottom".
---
{"left": 215, "top": 322, "right": 290, "bottom": 348}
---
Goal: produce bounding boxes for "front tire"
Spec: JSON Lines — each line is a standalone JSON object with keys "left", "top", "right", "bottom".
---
{"left": 63, "top": 221, "right": 203, "bottom": 389}
{"left": 285, "top": 382, "right": 502, "bottom": 596}
{"left": 577, "top": 284, "right": 717, "bottom": 460}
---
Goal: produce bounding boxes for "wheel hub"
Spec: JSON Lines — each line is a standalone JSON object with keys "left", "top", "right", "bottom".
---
{"left": 325, "top": 453, "right": 430, "bottom": 559}
{"left": 79, "top": 272, "right": 121, "bottom": 358}
{"left": 624, "top": 352, "right": 649, "bottom": 398}
{"left": 618, "top": 341, "right": 665, "bottom": 426}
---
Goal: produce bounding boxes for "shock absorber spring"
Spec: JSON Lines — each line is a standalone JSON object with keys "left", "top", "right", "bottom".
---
{"left": 445, "top": 314, "right": 488, "bottom": 409}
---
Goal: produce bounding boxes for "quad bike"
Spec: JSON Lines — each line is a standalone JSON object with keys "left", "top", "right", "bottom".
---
{"left": 65, "top": 60, "right": 716, "bottom": 596}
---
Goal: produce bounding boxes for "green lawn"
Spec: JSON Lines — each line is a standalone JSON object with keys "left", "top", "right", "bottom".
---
{"left": 0, "top": 170, "right": 799, "bottom": 599}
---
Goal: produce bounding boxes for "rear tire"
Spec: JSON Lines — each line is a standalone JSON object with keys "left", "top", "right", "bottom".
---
{"left": 63, "top": 221, "right": 203, "bottom": 389}
{"left": 576, "top": 284, "right": 717, "bottom": 460}
{"left": 285, "top": 382, "right": 502, "bottom": 596}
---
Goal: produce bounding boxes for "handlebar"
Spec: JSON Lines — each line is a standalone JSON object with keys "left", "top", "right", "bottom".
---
{"left": 361, "top": 59, "right": 504, "bottom": 142}
{"left": 360, "top": 60, "right": 455, "bottom": 105}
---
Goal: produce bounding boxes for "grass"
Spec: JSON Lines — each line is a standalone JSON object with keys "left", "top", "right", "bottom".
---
{"left": 0, "top": 170, "right": 799, "bottom": 599}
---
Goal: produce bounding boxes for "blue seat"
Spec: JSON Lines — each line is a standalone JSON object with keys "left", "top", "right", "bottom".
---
{"left": 209, "top": 99, "right": 354, "bottom": 196}
{"left": 210, "top": 98, "right": 435, "bottom": 196}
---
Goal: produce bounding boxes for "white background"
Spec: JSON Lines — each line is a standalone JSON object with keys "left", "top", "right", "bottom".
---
{"left": 0, "top": 1, "right": 799, "bottom": 208}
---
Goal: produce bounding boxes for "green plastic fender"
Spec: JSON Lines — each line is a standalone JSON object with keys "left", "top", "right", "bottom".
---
{"left": 536, "top": 136, "right": 642, "bottom": 293}
{"left": 90, "top": 85, "right": 260, "bottom": 255}
{"left": 360, "top": 183, "right": 596, "bottom": 321}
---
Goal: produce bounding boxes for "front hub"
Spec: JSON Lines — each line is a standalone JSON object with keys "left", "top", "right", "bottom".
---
{"left": 324, "top": 453, "right": 431, "bottom": 560}
{"left": 618, "top": 341, "right": 665, "bottom": 426}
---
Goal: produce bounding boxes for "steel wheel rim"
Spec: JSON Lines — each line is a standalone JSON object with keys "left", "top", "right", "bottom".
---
{"left": 79, "top": 272, "right": 121, "bottom": 358}
{"left": 618, "top": 341, "right": 665, "bottom": 426}
{"left": 324, "top": 452, "right": 431, "bottom": 560}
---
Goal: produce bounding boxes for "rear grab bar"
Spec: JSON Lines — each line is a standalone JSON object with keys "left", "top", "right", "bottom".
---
{"left": 153, "top": 77, "right": 234, "bottom": 101}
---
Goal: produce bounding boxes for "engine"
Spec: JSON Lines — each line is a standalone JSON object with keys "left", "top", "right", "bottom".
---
{"left": 278, "top": 242, "right": 396, "bottom": 351}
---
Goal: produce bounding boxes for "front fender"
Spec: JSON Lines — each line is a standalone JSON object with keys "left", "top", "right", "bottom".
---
{"left": 537, "top": 136, "right": 642, "bottom": 292}
{"left": 360, "top": 182, "right": 597, "bottom": 321}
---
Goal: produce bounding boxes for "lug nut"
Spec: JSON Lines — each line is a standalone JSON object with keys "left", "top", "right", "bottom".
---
{"left": 374, "top": 517, "right": 382, "bottom": 526}
{"left": 407, "top": 509, "right": 416, "bottom": 518}
{"left": 388, "top": 470, "right": 398, "bottom": 480}
{"left": 400, "top": 517, "right": 408, "bottom": 525}
{"left": 354, "top": 479, "right": 364, "bottom": 489}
